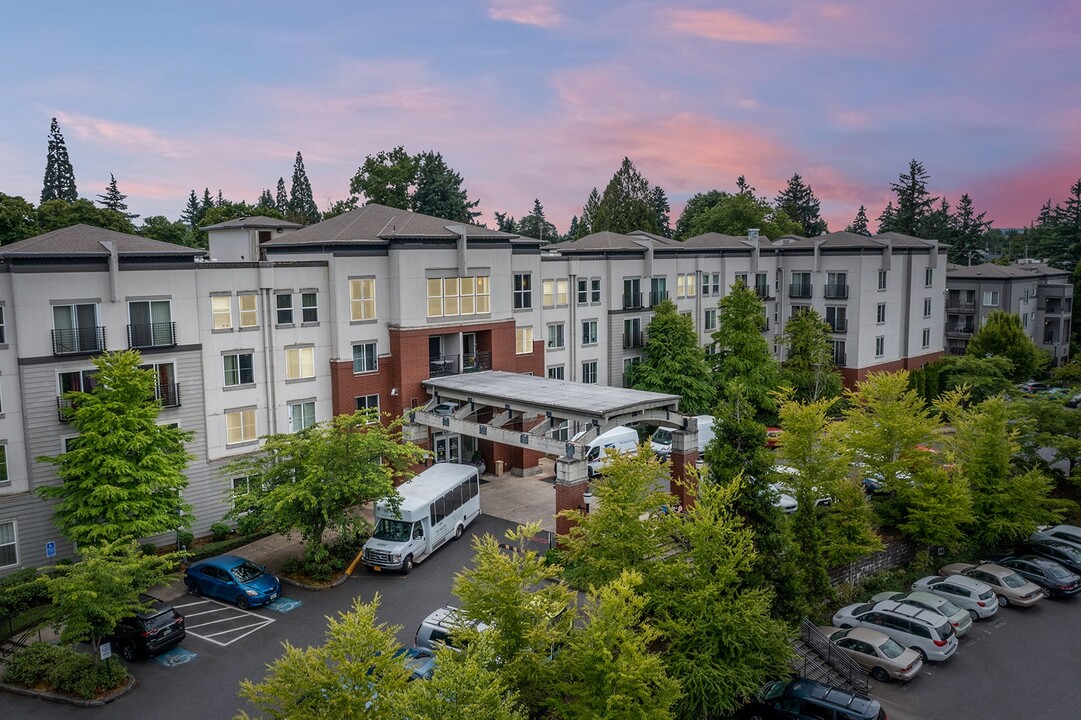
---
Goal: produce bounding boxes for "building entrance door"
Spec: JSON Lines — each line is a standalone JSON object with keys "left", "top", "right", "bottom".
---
{"left": 434, "top": 433, "right": 461, "bottom": 464}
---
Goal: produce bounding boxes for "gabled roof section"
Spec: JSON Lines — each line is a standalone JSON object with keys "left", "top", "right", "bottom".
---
{"left": 874, "top": 231, "right": 937, "bottom": 248}
{"left": 627, "top": 230, "right": 681, "bottom": 246}
{"left": 947, "top": 261, "right": 1070, "bottom": 279}
{"left": 201, "top": 216, "right": 303, "bottom": 231}
{"left": 556, "top": 230, "right": 652, "bottom": 253}
{"left": 263, "top": 203, "right": 518, "bottom": 247}
{"left": 680, "top": 232, "right": 759, "bottom": 249}
{"left": 0, "top": 224, "right": 205, "bottom": 258}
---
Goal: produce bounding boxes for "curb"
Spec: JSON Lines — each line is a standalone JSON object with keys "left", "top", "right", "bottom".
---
{"left": 279, "top": 572, "right": 350, "bottom": 591}
{"left": 0, "top": 674, "right": 137, "bottom": 707}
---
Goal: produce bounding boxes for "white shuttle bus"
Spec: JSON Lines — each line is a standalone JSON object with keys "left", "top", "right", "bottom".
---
{"left": 361, "top": 462, "right": 481, "bottom": 575}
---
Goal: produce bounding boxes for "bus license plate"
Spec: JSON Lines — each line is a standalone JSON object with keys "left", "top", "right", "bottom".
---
{"left": 372, "top": 566, "right": 381, "bottom": 572}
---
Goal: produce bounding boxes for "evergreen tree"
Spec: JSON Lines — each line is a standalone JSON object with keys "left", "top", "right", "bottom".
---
{"left": 780, "top": 308, "right": 843, "bottom": 403}
{"left": 735, "top": 175, "right": 756, "bottom": 196}
{"left": 921, "top": 197, "right": 955, "bottom": 244}
{"left": 275, "top": 177, "right": 288, "bottom": 214}
{"left": 711, "top": 280, "right": 780, "bottom": 423}
{"left": 628, "top": 298, "right": 715, "bottom": 414}
{"left": 674, "top": 189, "right": 727, "bottom": 240}
{"left": 563, "top": 215, "right": 579, "bottom": 242}
{"left": 41, "top": 117, "right": 78, "bottom": 203}
{"left": 287, "top": 151, "right": 320, "bottom": 225}
{"left": 651, "top": 185, "right": 672, "bottom": 237}
{"left": 139, "top": 216, "right": 192, "bottom": 246}
{"left": 256, "top": 188, "right": 275, "bottom": 211}
{"left": 575, "top": 188, "right": 600, "bottom": 239}
{"left": 96, "top": 173, "right": 137, "bottom": 219}
{"left": 200, "top": 188, "right": 214, "bottom": 220}
{"left": 846, "top": 204, "right": 871, "bottom": 236}
{"left": 517, "top": 198, "right": 557, "bottom": 241}
{"left": 889, "top": 159, "right": 938, "bottom": 236}
{"left": 180, "top": 190, "right": 200, "bottom": 230}
{"left": 411, "top": 151, "right": 481, "bottom": 223}
{"left": 876, "top": 201, "right": 896, "bottom": 233}
{"left": 493, "top": 211, "right": 517, "bottom": 233}
{"left": 950, "top": 193, "right": 992, "bottom": 264}
{"left": 774, "top": 173, "right": 827, "bottom": 237}
{"left": 1050, "top": 179, "right": 1081, "bottom": 269}
{"left": 591, "top": 158, "right": 658, "bottom": 235}
{"left": 216, "top": 188, "right": 224, "bottom": 207}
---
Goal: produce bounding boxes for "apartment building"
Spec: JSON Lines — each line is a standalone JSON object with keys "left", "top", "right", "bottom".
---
{"left": 0, "top": 207, "right": 944, "bottom": 574}
{"left": 945, "top": 261, "right": 1072, "bottom": 364}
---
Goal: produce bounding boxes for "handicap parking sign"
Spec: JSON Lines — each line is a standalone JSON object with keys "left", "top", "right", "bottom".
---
{"left": 46, "top": 541, "right": 56, "bottom": 558}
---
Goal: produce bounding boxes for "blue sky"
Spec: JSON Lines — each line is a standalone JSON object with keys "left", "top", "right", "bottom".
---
{"left": 2, "top": 1, "right": 1079, "bottom": 233}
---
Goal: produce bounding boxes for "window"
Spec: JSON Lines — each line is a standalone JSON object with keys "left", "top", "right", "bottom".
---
{"left": 288, "top": 401, "right": 316, "bottom": 432}
{"left": 649, "top": 276, "right": 668, "bottom": 305}
{"left": 547, "top": 323, "right": 565, "bottom": 349}
{"left": 226, "top": 409, "right": 257, "bottom": 445}
{"left": 825, "top": 306, "right": 847, "bottom": 333}
{"left": 623, "top": 277, "right": 642, "bottom": 309}
{"left": 701, "top": 272, "right": 721, "bottom": 297}
{"left": 355, "top": 394, "right": 380, "bottom": 419}
{"left": 623, "top": 356, "right": 641, "bottom": 378}
{"left": 925, "top": 267, "right": 934, "bottom": 287}
{"left": 516, "top": 327, "right": 534, "bottom": 354}
{"left": 582, "top": 360, "right": 598, "bottom": 384}
{"left": 581, "top": 319, "right": 598, "bottom": 346}
{"left": 1023, "top": 312, "right": 1029, "bottom": 328}
{"left": 285, "top": 347, "right": 315, "bottom": 380}
{"left": 589, "top": 278, "right": 601, "bottom": 303}
{"left": 353, "top": 342, "right": 377, "bottom": 373}
{"left": 212, "top": 295, "right": 232, "bottom": 330}
{"left": 0, "top": 446, "right": 6, "bottom": 485}
{"left": 789, "top": 272, "right": 811, "bottom": 298}
{"left": 547, "top": 365, "right": 565, "bottom": 380}
{"left": 825, "top": 272, "right": 848, "bottom": 299}
{"left": 349, "top": 278, "right": 377, "bottom": 321}
{"left": 878, "top": 269, "right": 887, "bottom": 291}
{"left": 704, "top": 308, "right": 717, "bottom": 331}
{"left": 238, "top": 293, "right": 258, "bottom": 328}
{"left": 276, "top": 293, "right": 294, "bottom": 324}
{"left": 623, "top": 317, "right": 642, "bottom": 348}
{"left": 832, "top": 340, "right": 846, "bottom": 366}
{"left": 142, "top": 361, "right": 178, "bottom": 407}
{"left": 877, "top": 303, "right": 886, "bottom": 324}
{"left": 128, "top": 300, "right": 173, "bottom": 347}
{"left": 677, "top": 273, "right": 696, "bottom": 298}
{"left": 922, "top": 328, "right": 931, "bottom": 348}
{"left": 427, "top": 276, "right": 490, "bottom": 317}
{"left": 301, "top": 292, "right": 318, "bottom": 323}
{"left": 577, "top": 277, "right": 602, "bottom": 305}
{"left": 542, "top": 279, "right": 568, "bottom": 307}
{"left": 982, "top": 290, "right": 1000, "bottom": 307}
{"left": 0, "top": 519, "right": 16, "bottom": 568}
{"left": 735, "top": 272, "right": 749, "bottom": 287}
{"left": 223, "top": 353, "right": 254, "bottom": 386}
{"left": 0, "top": 306, "right": 5, "bottom": 344}
{"left": 923, "top": 297, "right": 933, "bottom": 318}
{"left": 513, "top": 273, "right": 532, "bottom": 310}
{"left": 875, "top": 336, "right": 885, "bottom": 357}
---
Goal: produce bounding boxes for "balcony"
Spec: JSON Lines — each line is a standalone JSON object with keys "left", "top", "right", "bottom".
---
{"left": 946, "top": 325, "right": 975, "bottom": 337}
{"left": 623, "top": 331, "right": 644, "bottom": 349}
{"left": 789, "top": 283, "right": 812, "bottom": 299}
{"left": 622, "top": 292, "right": 644, "bottom": 310}
{"left": 52, "top": 326, "right": 106, "bottom": 356}
{"left": 429, "top": 355, "right": 460, "bottom": 377}
{"left": 755, "top": 285, "right": 773, "bottom": 300}
{"left": 463, "top": 351, "right": 491, "bottom": 373}
{"left": 824, "top": 284, "right": 849, "bottom": 300}
{"left": 128, "top": 322, "right": 177, "bottom": 349}
{"left": 1046, "top": 301, "right": 1065, "bottom": 315}
{"left": 57, "top": 395, "right": 74, "bottom": 422}
{"left": 648, "top": 290, "right": 669, "bottom": 307}
{"left": 156, "top": 382, "right": 181, "bottom": 409}
{"left": 946, "top": 300, "right": 975, "bottom": 313}
{"left": 828, "top": 318, "right": 848, "bottom": 334}
{"left": 1044, "top": 332, "right": 1061, "bottom": 345}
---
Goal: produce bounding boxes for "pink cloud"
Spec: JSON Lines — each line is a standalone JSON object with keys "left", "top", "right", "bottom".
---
{"left": 488, "top": 0, "right": 563, "bottom": 28}
{"left": 665, "top": 8, "right": 800, "bottom": 45}
{"left": 55, "top": 112, "right": 190, "bottom": 159}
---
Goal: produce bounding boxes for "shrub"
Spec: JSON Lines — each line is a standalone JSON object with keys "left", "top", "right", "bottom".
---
{"left": 3, "top": 643, "right": 128, "bottom": 699}
{"left": 210, "top": 522, "right": 233, "bottom": 542}
{"left": 140, "top": 542, "right": 158, "bottom": 556}
{"left": 236, "top": 512, "right": 265, "bottom": 536}
{"left": 176, "top": 530, "right": 195, "bottom": 550}
{"left": 0, "top": 569, "right": 50, "bottom": 619}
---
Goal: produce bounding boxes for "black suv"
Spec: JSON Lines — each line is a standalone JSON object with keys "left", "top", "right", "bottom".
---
{"left": 108, "top": 595, "right": 186, "bottom": 661}
{"left": 744, "top": 677, "right": 886, "bottom": 720}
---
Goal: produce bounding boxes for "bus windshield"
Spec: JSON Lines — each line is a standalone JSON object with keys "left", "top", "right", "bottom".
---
{"left": 372, "top": 518, "right": 412, "bottom": 542}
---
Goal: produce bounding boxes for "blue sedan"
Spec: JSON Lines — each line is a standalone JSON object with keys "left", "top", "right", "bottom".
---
{"left": 184, "top": 554, "right": 281, "bottom": 609}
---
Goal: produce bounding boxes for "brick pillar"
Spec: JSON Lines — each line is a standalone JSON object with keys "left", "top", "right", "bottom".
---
{"left": 669, "top": 428, "right": 699, "bottom": 510}
{"left": 554, "top": 458, "right": 590, "bottom": 536}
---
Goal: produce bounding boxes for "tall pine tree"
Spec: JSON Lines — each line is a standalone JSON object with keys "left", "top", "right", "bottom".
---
{"left": 846, "top": 205, "right": 871, "bottom": 235}
{"left": 950, "top": 193, "right": 992, "bottom": 264}
{"left": 41, "top": 117, "right": 78, "bottom": 203}
{"left": 256, "top": 188, "right": 276, "bottom": 211}
{"left": 590, "top": 158, "right": 657, "bottom": 235}
{"left": 275, "top": 177, "right": 288, "bottom": 214}
{"left": 180, "top": 190, "right": 200, "bottom": 230}
{"left": 774, "top": 173, "right": 827, "bottom": 237}
{"left": 651, "top": 186, "right": 672, "bottom": 237}
{"left": 287, "top": 151, "right": 320, "bottom": 225}
{"left": 889, "top": 159, "right": 938, "bottom": 236}
{"left": 575, "top": 188, "right": 601, "bottom": 239}
{"left": 411, "top": 151, "right": 480, "bottom": 223}
{"left": 97, "top": 173, "right": 138, "bottom": 220}
{"left": 877, "top": 201, "right": 897, "bottom": 233}
{"left": 517, "top": 198, "right": 557, "bottom": 241}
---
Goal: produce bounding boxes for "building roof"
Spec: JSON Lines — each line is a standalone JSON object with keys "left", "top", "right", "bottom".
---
{"left": 200, "top": 216, "right": 303, "bottom": 231}
{"left": 679, "top": 232, "right": 759, "bottom": 249}
{"left": 946, "top": 261, "right": 1071, "bottom": 279}
{"left": 0, "top": 224, "right": 205, "bottom": 258}
{"left": 263, "top": 203, "right": 521, "bottom": 247}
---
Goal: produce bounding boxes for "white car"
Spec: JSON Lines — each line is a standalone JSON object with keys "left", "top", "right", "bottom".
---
{"left": 911, "top": 575, "right": 998, "bottom": 621}
{"left": 768, "top": 483, "right": 797, "bottom": 513}
{"left": 773, "top": 465, "right": 832, "bottom": 507}
{"left": 870, "top": 590, "right": 973, "bottom": 637}
{"left": 831, "top": 599, "right": 957, "bottom": 662}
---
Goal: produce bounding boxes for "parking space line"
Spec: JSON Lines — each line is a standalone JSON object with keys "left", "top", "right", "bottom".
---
{"left": 181, "top": 598, "right": 277, "bottom": 647}
{"left": 201, "top": 620, "right": 274, "bottom": 638}
{"left": 185, "top": 615, "right": 255, "bottom": 630}
{"left": 182, "top": 607, "right": 237, "bottom": 618}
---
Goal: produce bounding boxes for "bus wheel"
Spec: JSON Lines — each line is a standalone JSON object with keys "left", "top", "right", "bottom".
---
{"left": 454, "top": 524, "right": 464, "bottom": 541}
{"left": 401, "top": 555, "right": 413, "bottom": 575}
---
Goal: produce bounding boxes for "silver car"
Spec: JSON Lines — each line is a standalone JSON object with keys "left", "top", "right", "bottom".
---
{"left": 870, "top": 590, "right": 972, "bottom": 637}
{"left": 912, "top": 574, "right": 997, "bottom": 621}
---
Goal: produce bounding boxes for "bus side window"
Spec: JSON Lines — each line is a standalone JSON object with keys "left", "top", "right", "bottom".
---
{"left": 430, "top": 503, "right": 437, "bottom": 525}
{"left": 413, "top": 523, "right": 423, "bottom": 540}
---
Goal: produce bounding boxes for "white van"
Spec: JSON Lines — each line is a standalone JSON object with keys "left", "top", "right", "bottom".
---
{"left": 650, "top": 415, "right": 715, "bottom": 460}
{"left": 578, "top": 426, "right": 638, "bottom": 478}
{"left": 361, "top": 463, "right": 481, "bottom": 575}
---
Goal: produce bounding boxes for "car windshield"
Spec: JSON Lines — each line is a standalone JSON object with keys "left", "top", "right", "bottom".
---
{"left": 938, "top": 599, "right": 962, "bottom": 616}
{"left": 1001, "top": 573, "right": 1028, "bottom": 589}
{"left": 852, "top": 603, "right": 875, "bottom": 616}
{"left": 978, "top": 590, "right": 994, "bottom": 601}
{"left": 1058, "top": 545, "right": 1081, "bottom": 562}
{"left": 652, "top": 428, "right": 672, "bottom": 445}
{"left": 878, "top": 637, "right": 906, "bottom": 659}
{"left": 1048, "top": 564, "right": 1073, "bottom": 579}
{"left": 373, "top": 518, "right": 412, "bottom": 542}
{"left": 231, "top": 561, "right": 264, "bottom": 583}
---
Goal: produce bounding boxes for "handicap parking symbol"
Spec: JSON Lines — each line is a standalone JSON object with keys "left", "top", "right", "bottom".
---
{"left": 153, "top": 647, "right": 198, "bottom": 668}
{"left": 266, "top": 597, "right": 303, "bottom": 613}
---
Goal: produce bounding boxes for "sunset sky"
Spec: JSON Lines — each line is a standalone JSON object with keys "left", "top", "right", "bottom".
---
{"left": 2, "top": 1, "right": 1079, "bottom": 234}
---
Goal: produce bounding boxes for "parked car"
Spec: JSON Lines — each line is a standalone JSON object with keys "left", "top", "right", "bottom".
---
{"left": 768, "top": 483, "right": 798, "bottom": 513}
{"left": 397, "top": 646, "right": 437, "bottom": 681}
{"left": 765, "top": 427, "right": 783, "bottom": 449}
{"left": 743, "top": 677, "right": 887, "bottom": 720}
{"left": 107, "top": 595, "right": 186, "bottom": 661}
{"left": 184, "top": 554, "right": 281, "bottom": 609}
{"left": 820, "top": 626, "right": 924, "bottom": 682}
{"left": 911, "top": 574, "right": 997, "bottom": 621}
{"left": 1018, "top": 540, "right": 1081, "bottom": 576}
{"left": 831, "top": 599, "right": 957, "bottom": 662}
{"left": 993, "top": 554, "right": 1081, "bottom": 599}
{"left": 938, "top": 562, "right": 1044, "bottom": 608}
{"left": 1066, "top": 393, "right": 1081, "bottom": 409}
{"left": 414, "top": 606, "right": 490, "bottom": 652}
{"left": 1017, "top": 381, "right": 1049, "bottom": 394}
{"left": 774, "top": 464, "right": 832, "bottom": 506}
{"left": 869, "top": 590, "right": 972, "bottom": 637}
{"left": 1030, "top": 524, "right": 1081, "bottom": 549}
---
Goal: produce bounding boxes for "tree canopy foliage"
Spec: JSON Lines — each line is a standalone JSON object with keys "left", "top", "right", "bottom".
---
{"left": 588, "top": 157, "right": 662, "bottom": 236}
{"left": 966, "top": 309, "right": 1048, "bottom": 381}
{"left": 628, "top": 298, "right": 715, "bottom": 414}
{"left": 774, "top": 173, "right": 827, "bottom": 237}
{"left": 711, "top": 280, "right": 780, "bottom": 423}
{"left": 41, "top": 117, "right": 78, "bottom": 204}
{"left": 780, "top": 308, "right": 843, "bottom": 403}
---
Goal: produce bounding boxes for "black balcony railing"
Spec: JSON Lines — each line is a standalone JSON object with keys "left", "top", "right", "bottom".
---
{"left": 648, "top": 290, "right": 669, "bottom": 307}
{"left": 1046, "top": 303, "right": 1063, "bottom": 314}
{"left": 947, "top": 301, "right": 975, "bottom": 312}
{"left": 622, "top": 292, "right": 644, "bottom": 310}
{"left": 789, "top": 284, "right": 812, "bottom": 299}
{"left": 623, "top": 331, "right": 643, "bottom": 349}
{"left": 463, "top": 351, "right": 491, "bottom": 373}
{"left": 128, "top": 322, "right": 177, "bottom": 349}
{"left": 946, "top": 325, "right": 975, "bottom": 337}
{"left": 52, "top": 326, "right": 106, "bottom": 356}
{"left": 824, "top": 284, "right": 849, "bottom": 300}
{"left": 755, "top": 285, "right": 772, "bottom": 300}
{"left": 1045, "top": 333, "right": 1060, "bottom": 345}
{"left": 829, "top": 318, "right": 848, "bottom": 333}
{"left": 429, "top": 355, "right": 460, "bottom": 377}
{"left": 156, "top": 382, "right": 181, "bottom": 408}
{"left": 57, "top": 395, "right": 73, "bottom": 422}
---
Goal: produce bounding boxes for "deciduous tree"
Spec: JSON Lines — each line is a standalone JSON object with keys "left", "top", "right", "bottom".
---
{"left": 0, "top": 193, "right": 38, "bottom": 244}
{"left": 687, "top": 192, "right": 802, "bottom": 239}
{"left": 711, "top": 280, "right": 780, "bottom": 423}
{"left": 349, "top": 146, "right": 417, "bottom": 209}
{"left": 36, "top": 198, "right": 134, "bottom": 234}
{"left": 628, "top": 298, "right": 715, "bottom": 414}
{"left": 398, "top": 637, "right": 527, "bottom": 720}
{"left": 966, "top": 309, "right": 1048, "bottom": 381}
{"left": 780, "top": 308, "right": 842, "bottom": 403}
{"left": 673, "top": 189, "right": 727, "bottom": 240}
{"left": 139, "top": 215, "right": 193, "bottom": 246}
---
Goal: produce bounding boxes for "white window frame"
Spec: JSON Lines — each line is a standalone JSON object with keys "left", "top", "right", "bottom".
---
{"left": 285, "top": 346, "right": 315, "bottom": 380}
{"left": 923, "top": 297, "right": 932, "bottom": 318}
{"left": 225, "top": 408, "right": 257, "bottom": 445}
{"left": 0, "top": 305, "right": 6, "bottom": 344}
{"left": 353, "top": 342, "right": 378, "bottom": 374}
{"left": 223, "top": 352, "right": 255, "bottom": 387}
{"left": 704, "top": 308, "right": 717, "bottom": 331}
{"left": 547, "top": 323, "right": 565, "bottom": 350}
{"left": 355, "top": 394, "right": 380, "bottom": 421}
{"left": 301, "top": 291, "right": 319, "bottom": 323}
{"left": 211, "top": 295, "right": 232, "bottom": 330}
{"left": 677, "top": 273, "right": 697, "bottom": 299}
{"left": 581, "top": 360, "right": 598, "bottom": 384}
{"left": 982, "top": 290, "right": 1000, "bottom": 307}
{"left": 288, "top": 400, "right": 316, "bottom": 433}
{"left": 925, "top": 267, "right": 934, "bottom": 287}
{"left": 875, "top": 336, "right": 885, "bottom": 357}
{"left": 547, "top": 365, "right": 565, "bottom": 380}
{"left": 581, "top": 319, "right": 598, "bottom": 346}
{"left": 878, "top": 269, "right": 887, "bottom": 291}
{"left": 922, "top": 328, "right": 931, "bottom": 349}
{"left": 516, "top": 327, "right": 534, "bottom": 355}
{"left": 350, "top": 277, "right": 377, "bottom": 321}
{"left": 0, "top": 445, "right": 7, "bottom": 485}
{"left": 876, "top": 303, "right": 886, "bottom": 324}
{"left": 275, "top": 292, "right": 294, "bottom": 325}
{"left": 513, "top": 273, "right": 532, "bottom": 310}
{"left": 238, "top": 293, "right": 258, "bottom": 328}
{"left": 0, "top": 518, "right": 17, "bottom": 569}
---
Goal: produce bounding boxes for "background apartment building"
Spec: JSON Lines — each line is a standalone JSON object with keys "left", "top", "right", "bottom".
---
{"left": 0, "top": 206, "right": 944, "bottom": 574}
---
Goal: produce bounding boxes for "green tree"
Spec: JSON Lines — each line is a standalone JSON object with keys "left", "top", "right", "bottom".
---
{"left": 287, "top": 151, "right": 320, "bottom": 225}
{"left": 180, "top": 190, "right": 201, "bottom": 230}
{"left": 41, "top": 117, "right": 78, "bottom": 203}
{"left": 711, "top": 280, "right": 780, "bottom": 422}
{"left": 936, "top": 354, "right": 1014, "bottom": 404}
{"left": 845, "top": 205, "right": 871, "bottom": 236}
{"left": 516, "top": 198, "right": 557, "bottom": 242}
{"left": 780, "top": 309, "right": 843, "bottom": 403}
{"left": 628, "top": 298, "right": 715, "bottom": 414}
{"left": 820, "top": 477, "right": 884, "bottom": 567}
{"left": 591, "top": 158, "right": 658, "bottom": 235}
{"left": 225, "top": 411, "right": 426, "bottom": 566}
{"left": 398, "top": 637, "right": 527, "bottom": 720}
{"left": 563, "top": 214, "right": 579, "bottom": 242}
{"left": 651, "top": 185, "right": 672, "bottom": 238}
{"left": 687, "top": 192, "right": 803, "bottom": 239}
{"left": 37, "top": 350, "right": 194, "bottom": 546}
{"left": 275, "top": 177, "right": 288, "bottom": 214}
{"left": 45, "top": 539, "right": 179, "bottom": 660}
{"left": 36, "top": 198, "right": 134, "bottom": 234}
{"left": 96, "top": 173, "right": 138, "bottom": 220}
{"left": 139, "top": 215, "right": 193, "bottom": 246}
{"left": 895, "top": 466, "right": 973, "bottom": 550}
{"left": 1010, "top": 395, "right": 1081, "bottom": 479}
{"left": 921, "top": 198, "right": 954, "bottom": 244}
{"left": 575, "top": 187, "right": 600, "bottom": 239}
{"left": 774, "top": 173, "right": 828, "bottom": 237}
{"left": 0, "top": 193, "right": 38, "bottom": 244}
{"left": 236, "top": 596, "right": 412, "bottom": 720}
{"left": 493, "top": 211, "right": 517, "bottom": 233}
{"left": 349, "top": 146, "right": 418, "bottom": 209}
{"left": 322, "top": 197, "right": 359, "bottom": 220}
{"left": 411, "top": 151, "right": 481, "bottom": 223}
{"left": 673, "top": 189, "right": 727, "bottom": 240}
{"left": 949, "top": 193, "right": 992, "bottom": 264}
{"left": 966, "top": 309, "right": 1048, "bottom": 381}
{"left": 876, "top": 201, "right": 897, "bottom": 233}
{"left": 256, "top": 188, "right": 276, "bottom": 211}
{"left": 889, "top": 159, "right": 938, "bottom": 237}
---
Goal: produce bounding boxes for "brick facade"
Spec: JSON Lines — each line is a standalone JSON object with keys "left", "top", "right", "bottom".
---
{"left": 840, "top": 350, "right": 944, "bottom": 386}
